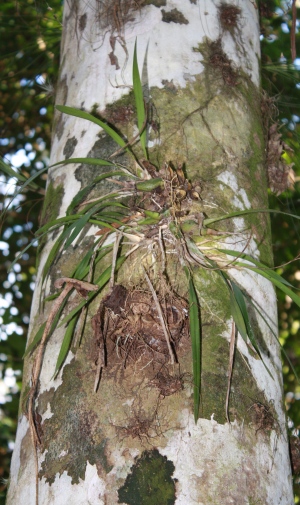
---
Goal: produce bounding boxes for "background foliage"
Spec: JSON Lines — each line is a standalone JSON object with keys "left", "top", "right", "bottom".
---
{"left": 0, "top": 0, "right": 299, "bottom": 502}
{"left": 0, "top": 1, "right": 61, "bottom": 501}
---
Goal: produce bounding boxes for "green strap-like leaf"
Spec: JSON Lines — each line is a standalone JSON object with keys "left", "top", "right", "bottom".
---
{"left": 64, "top": 208, "right": 96, "bottom": 249}
{"left": 218, "top": 249, "right": 297, "bottom": 289}
{"left": 53, "top": 315, "right": 79, "bottom": 377}
{"left": 220, "top": 251, "right": 300, "bottom": 309}
{"left": 137, "top": 216, "right": 161, "bottom": 226}
{"left": 203, "top": 208, "right": 300, "bottom": 227}
{"left": 9, "top": 235, "right": 40, "bottom": 272}
{"left": 36, "top": 214, "right": 79, "bottom": 235}
{"left": 98, "top": 211, "right": 127, "bottom": 220}
{"left": 56, "top": 105, "right": 129, "bottom": 152}
{"left": 230, "top": 282, "right": 255, "bottom": 342}
{"left": 77, "top": 193, "right": 126, "bottom": 215}
{"left": 23, "top": 323, "right": 46, "bottom": 357}
{"left": 229, "top": 288, "right": 248, "bottom": 341}
{"left": 243, "top": 265, "right": 300, "bottom": 309}
{"left": 217, "top": 270, "right": 273, "bottom": 376}
{"left": 0, "top": 157, "right": 40, "bottom": 191}
{"left": 184, "top": 268, "right": 201, "bottom": 423}
{"left": 89, "top": 219, "right": 120, "bottom": 230}
{"left": 67, "top": 186, "right": 94, "bottom": 215}
{"left": 3, "top": 160, "right": 50, "bottom": 205}
{"left": 51, "top": 157, "right": 114, "bottom": 168}
{"left": 217, "top": 248, "right": 300, "bottom": 307}
{"left": 133, "top": 40, "right": 147, "bottom": 158}
{"left": 246, "top": 295, "right": 300, "bottom": 384}
{"left": 42, "top": 225, "right": 73, "bottom": 283}
{"left": 44, "top": 292, "right": 60, "bottom": 302}
{"left": 9, "top": 220, "right": 66, "bottom": 272}
{"left": 230, "top": 281, "right": 273, "bottom": 378}
{"left": 72, "top": 247, "right": 96, "bottom": 280}
{"left": 71, "top": 244, "right": 113, "bottom": 280}
{"left": 66, "top": 171, "right": 131, "bottom": 215}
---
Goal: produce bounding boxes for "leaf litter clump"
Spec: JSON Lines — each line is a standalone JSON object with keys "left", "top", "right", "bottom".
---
{"left": 219, "top": 4, "right": 241, "bottom": 30}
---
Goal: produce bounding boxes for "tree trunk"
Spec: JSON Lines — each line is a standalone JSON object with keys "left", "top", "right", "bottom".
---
{"left": 7, "top": 1, "right": 293, "bottom": 504}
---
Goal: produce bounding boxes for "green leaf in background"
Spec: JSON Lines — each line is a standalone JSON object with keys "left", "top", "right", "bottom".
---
{"left": 4, "top": 161, "right": 50, "bottom": 208}
{"left": 0, "top": 157, "right": 40, "bottom": 191}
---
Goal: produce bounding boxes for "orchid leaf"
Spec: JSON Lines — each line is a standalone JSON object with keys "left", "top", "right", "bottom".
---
{"left": 230, "top": 280, "right": 273, "bottom": 378}
{"left": 203, "top": 208, "right": 300, "bottom": 227}
{"left": 133, "top": 40, "right": 147, "bottom": 158}
{"left": 184, "top": 268, "right": 201, "bottom": 423}
{"left": 53, "top": 315, "right": 78, "bottom": 377}
{"left": 56, "top": 105, "right": 130, "bottom": 153}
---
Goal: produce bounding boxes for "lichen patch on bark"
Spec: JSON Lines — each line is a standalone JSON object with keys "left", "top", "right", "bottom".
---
{"left": 63, "top": 136, "right": 78, "bottom": 158}
{"left": 143, "top": 0, "right": 166, "bottom": 6}
{"left": 218, "top": 3, "right": 241, "bottom": 31}
{"left": 38, "top": 359, "right": 112, "bottom": 485}
{"left": 78, "top": 13, "right": 87, "bottom": 32}
{"left": 37, "top": 179, "right": 65, "bottom": 262}
{"left": 161, "top": 8, "right": 189, "bottom": 25}
{"left": 118, "top": 449, "right": 176, "bottom": 505}
{"left": 52, "top": 74, "right": 69, "bottom": 141}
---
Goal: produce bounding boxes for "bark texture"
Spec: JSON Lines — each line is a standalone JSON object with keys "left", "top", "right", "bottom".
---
{"left": 7, "top": 1, "right": 293, "bottom": 504}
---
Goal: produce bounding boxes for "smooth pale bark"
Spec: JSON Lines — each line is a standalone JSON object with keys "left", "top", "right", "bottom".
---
{"left": 7, "top": 1, "right": 293, "bottom": 504}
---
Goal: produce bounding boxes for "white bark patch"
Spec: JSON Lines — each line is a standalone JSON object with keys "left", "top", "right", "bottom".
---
{"left": 158, "top": 411, "right": 292, "bottom": 504}
{"left": 217, "top": 170, "right": 251, "bottom": 209}
{"left": 224, "top": 233, "right": 260, "bottom": 259}
{"left": 51, "top": 165, "right": 81, "bottom": 220}
{"left": 50, "top": 116, "right": 100, "bottom": 163}
{"left": 221, "top": 2, "right": 260, "bottom": 85}
{"left": 37, "top": 463, "right": 107, "bottom": 505}
{"left": 7, "top": 416, "right": 27, "bottom": 491}
{"left": 108, "top": 447, "right": 140, "bottom": 481}
{"left": 58, "top": 450, "right": 68, "bottom": 458}
{"left": 49, "top": 117, "right": 102, "bottom": 215}
{"left": 38, "top": 327, "right": 75, "bottom": 395}
{"left": 59, "top": 0, "right": 260, "bottom": 114}
{"left": 222, "top": 262, "right": 284, "bottom": 415}
{"left": 41, "top": 402, "right": 53, "bottom": 422}
{"left": 218, "top": 229, "right": 283, "bottom": 421}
